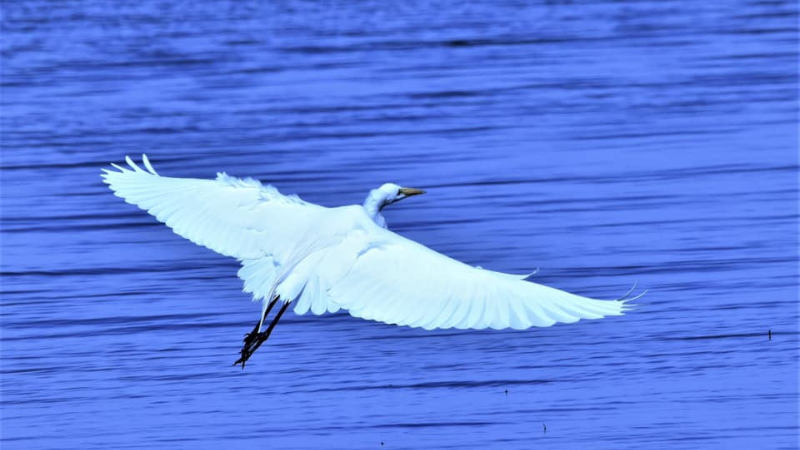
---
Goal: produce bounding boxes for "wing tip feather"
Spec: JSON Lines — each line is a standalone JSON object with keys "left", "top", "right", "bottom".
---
{"left": 141, "top": 153, "right": 159, "bottom": 175}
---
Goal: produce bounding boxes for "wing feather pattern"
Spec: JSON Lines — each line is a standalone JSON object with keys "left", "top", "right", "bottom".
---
{"left": 102, "top": 155, "right": 324, "bottom": 262}
{"left": 309, "top": 226, "right": 631, "bottom": 330}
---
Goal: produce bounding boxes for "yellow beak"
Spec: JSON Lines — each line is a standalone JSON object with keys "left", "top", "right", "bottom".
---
{"left": 398, "top": 187, "right": 426, "bottom": 197}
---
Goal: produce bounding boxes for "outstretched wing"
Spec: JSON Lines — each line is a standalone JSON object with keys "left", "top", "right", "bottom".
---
{"left": 102, "top": 155, "right": 325, "bottom": 262}
{"left": 298, "top": 223, "right": 632, "bottom": 330}
{"left": 104, "top": 155, "right": 631, "bottom": 330}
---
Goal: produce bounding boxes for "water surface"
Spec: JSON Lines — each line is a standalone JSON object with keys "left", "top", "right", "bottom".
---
{"left": 1, "top": 1, "right": 798, "bottom": 449}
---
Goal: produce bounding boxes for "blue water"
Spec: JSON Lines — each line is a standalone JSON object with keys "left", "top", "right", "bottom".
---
{"left": 1, "top": 1, "right": 798, "bottom": 449}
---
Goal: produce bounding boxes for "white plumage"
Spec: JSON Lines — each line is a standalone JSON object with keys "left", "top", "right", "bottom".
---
{"left": 102, "top": 155, "right": 633, "bottom": 335}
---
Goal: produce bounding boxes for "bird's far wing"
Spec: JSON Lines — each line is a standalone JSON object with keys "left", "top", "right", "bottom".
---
{"left": 102, "top": 155, "right": 325, "bottom": 261}
{"left": 315, "top": 226, "right": 631, "bottom": 330}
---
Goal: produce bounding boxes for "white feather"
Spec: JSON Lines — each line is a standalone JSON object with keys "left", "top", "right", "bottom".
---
{"left": 103, "top": 156, "right": 632, "bottom": 330}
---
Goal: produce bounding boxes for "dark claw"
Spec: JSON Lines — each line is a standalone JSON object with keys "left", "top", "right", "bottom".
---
{"left": 233, "top": 298, "right": 290, "bottom": 369}
{"left": 234, "top": 331, "right": 268, "bottom": 368}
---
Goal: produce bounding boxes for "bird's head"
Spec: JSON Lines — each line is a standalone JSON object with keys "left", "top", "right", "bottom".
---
{"left": 374, "top": 183, "right": 426, "bottom": 208}
{"left": 363, "top": 183, "right": 425, "bottom": 226}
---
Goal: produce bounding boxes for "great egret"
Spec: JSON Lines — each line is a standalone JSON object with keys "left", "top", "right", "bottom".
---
{"left": 102, "top": 155, "right": 636, "bottom": 367}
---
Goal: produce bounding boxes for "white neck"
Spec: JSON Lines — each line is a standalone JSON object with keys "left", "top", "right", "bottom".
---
{"left": 363, "top": 189, "right": 388, "bottom": 228}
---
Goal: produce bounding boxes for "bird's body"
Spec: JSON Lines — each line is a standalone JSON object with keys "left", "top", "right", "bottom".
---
{"left": 103, "top": 155, "right": 634, "bottom": 365}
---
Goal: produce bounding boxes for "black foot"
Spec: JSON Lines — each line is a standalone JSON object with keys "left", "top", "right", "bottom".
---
{"left": 234, "top": 331, "right": 267, "bottom": 368}
{"left": 232, "top": 299, "right": 290, "bottom": 369}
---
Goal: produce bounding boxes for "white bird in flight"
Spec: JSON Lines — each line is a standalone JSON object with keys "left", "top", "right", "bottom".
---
{"left": 102, "top": 155, "right": 636, "bottom": 367}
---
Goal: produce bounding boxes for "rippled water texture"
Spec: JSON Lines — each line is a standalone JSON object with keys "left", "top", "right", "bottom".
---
{"left": 2, "top": 1, "right": 798, "bottom": 449}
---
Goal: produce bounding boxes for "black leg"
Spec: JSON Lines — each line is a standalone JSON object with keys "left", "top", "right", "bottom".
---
{"left": 255, "top": 300, "right": 291, "bottom": 348}
{"left": 242, "top": 296, "right": 279, "bottom": 350}
{"left": 234, "top": 298, "right": 291, "bottom": 368}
